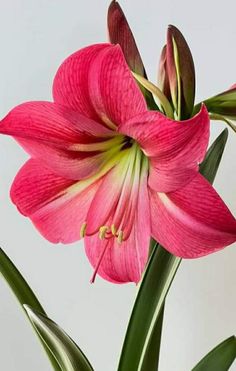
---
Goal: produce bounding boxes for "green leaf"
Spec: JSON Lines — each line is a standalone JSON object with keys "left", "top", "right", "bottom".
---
{"left": 0, "top": 247, "right": 61, "bottom": 371}
{"left": 192, "top": 336, "right": 236, "bottom": 371}
{"left": 199, "top": 128, "right": 228, "bottom": 183}
{"left": 209, "top": 113, "right": 236, "bottom": 133}
{"left": 118, "top": 244, "right": 181, "bottom": 371}
{"left": 118, "top": 128, "right": 229, "bottom": 371}
{"left": 140, "top": 304, "right": 165, "bottom": 371}
{"left": 24, "top": 306, "right": 94, "bottom": 371}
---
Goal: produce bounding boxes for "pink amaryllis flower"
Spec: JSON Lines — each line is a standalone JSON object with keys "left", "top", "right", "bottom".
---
{"left": 1, "top": 44, "right": 236, "bottom": 283}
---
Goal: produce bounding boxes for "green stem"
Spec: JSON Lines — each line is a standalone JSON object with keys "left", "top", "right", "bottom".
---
{"left": 209, "top": 113, "right": 236, "bottom": 133}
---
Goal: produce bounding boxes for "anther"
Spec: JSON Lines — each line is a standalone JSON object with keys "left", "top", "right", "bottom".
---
{"left": 80, "top": 222, "right": 87, "bottom": 238}
{"left": 111, "top": 224, "right": 117, "bottom": 236}
{"left": 99, "top": 226, "right": 109, "bottom": 240}
{"left": 117, "top": 230, "right": 124, "bottom": 244}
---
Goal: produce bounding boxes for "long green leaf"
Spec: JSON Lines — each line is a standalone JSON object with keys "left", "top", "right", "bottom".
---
{"left": 24, "top": 305, "right": 94, "bottom": 371}
{"left": 199, "top": 128, "right": 229, "bottom": 183}
{"left": 0, "top": 247, "right": 61, "bottom": 371}
{"left": 118, "top": 128, "right": 229, "bottom": 371}
{"left": 140, "top": 304, "right": 165, "bottom": 371}
{"left": 118, "top": 245, "right": 181, "bottom": 371}
{"left": 192, "top": 336, "right": 236, "bottom": 371}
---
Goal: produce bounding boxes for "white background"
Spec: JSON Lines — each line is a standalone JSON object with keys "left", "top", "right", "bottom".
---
{"left": 0, "top": 1, "right": 235, "bottom": 370}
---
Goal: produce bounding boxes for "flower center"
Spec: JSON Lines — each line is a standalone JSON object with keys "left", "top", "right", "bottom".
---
{"left": 121, "top": 136, "right": 134, "bottom": 150}
{"left": 79, "top": 138, "right": 148, "bottom": 244}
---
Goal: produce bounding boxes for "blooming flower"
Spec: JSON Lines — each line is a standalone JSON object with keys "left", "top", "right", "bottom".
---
{"left": 1, "top": 44, "right": 236, "bottom": 283}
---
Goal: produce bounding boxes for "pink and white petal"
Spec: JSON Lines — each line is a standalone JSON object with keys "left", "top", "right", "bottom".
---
{"left": 119, "top": 104, "right": 209, "bottom": 164}
{"left": 0, "top": 101, "right": 112, "bottom": 180}
{"left": 150, "top": 173, "right": 236, "bottom": 258}
{"left": 85, "top": 156, "right": 131, "bottom": 235}
{"left": 53, "top": 44, "right": 111, "bottom": 122}
{"left": 11, "top": 159, "right": 101, "bottom": 243}
{"left": 85, "top": 180, "right": 150, "bottom": 283}
{"left": 16, "top": 137, "right": 107, "bottom": 180}
{"left": 88, "top": 44, "right": 147, "bottom": 127}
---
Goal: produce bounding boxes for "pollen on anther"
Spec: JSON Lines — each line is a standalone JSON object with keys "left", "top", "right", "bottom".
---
{"left": 117, "top": 230, "right": 123, "bottom": 244}
{"left": 111, "top": 224, "right": 117, "bottom": 236}
{"left": 80, "top": 222, "right": 87, "bottom": 238}
{"left": 99, "top": 226, "right": 109, "bottom": 240}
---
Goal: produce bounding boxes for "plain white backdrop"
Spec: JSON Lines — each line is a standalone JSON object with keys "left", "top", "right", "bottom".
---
{"left": 0, "top": 1, "right": 235, "bottom": 370}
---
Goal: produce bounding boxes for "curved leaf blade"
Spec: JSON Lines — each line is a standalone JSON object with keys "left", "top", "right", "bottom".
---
{"left": 118, "top": 244, "right": 181, "bottom": 371}
{"left": 24, "top": 305, "right": 94, "bottom": 371}
{"left": 140, "top": 304, "right": 165, "bottom": 371}
{"left": 0, "top": 247, "right": 61, "bottom": 371}
{"left": 192, "top": 336, "right": 236, "bottom": 371}
{"left": 199, "top": 128, "right": 228, "bottom": 183}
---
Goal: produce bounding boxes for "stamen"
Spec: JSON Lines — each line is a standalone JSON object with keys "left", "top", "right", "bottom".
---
{"left": 80, "top": 222, "right": 87, "bottom": 238}
{"left": 117, "top": 230, "right": 124, "bottom": 244}
{"left": 99, "top": 226, "right": 109, "bottom": 240}
{"left": 90, "top": 242, "right": 108, "bottom": 283}
{"left": 101, "top": 114, "right": 117, "bottom": 130}
{"left": 111, "top": 224, "right": 117, "bottom": 236}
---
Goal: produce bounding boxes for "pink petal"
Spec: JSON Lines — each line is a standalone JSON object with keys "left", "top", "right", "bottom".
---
{"left": 85, "top": 178, "right": 150, "bottom": 284}
{"left": 150, "top": 173, "right": 236, "bottom": 258}
{"left": 0, "top": 101, "right": 113, "bottom": 180}
{"left": 53, "top": 44, "right": 111, "bottom": 122}
{"left": 87, "top": 44, "right": 147, "bottom": 127}
{"left": 148, "top": 167, "right": 198, "bottom": 193}
{"left": 53, "top": 43, "right": 146, "bottom": 128}
{"left": 120, "top": 105, "right": 209, "bottom": 192}
{"left": 85, "top": 165, "right": 124, "bottom": 236}
{"left": 85, "top": 153, "right": 138, "bottom": 237}
{"left": 11, "top": 159, "right": 101, "bottom": 243}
